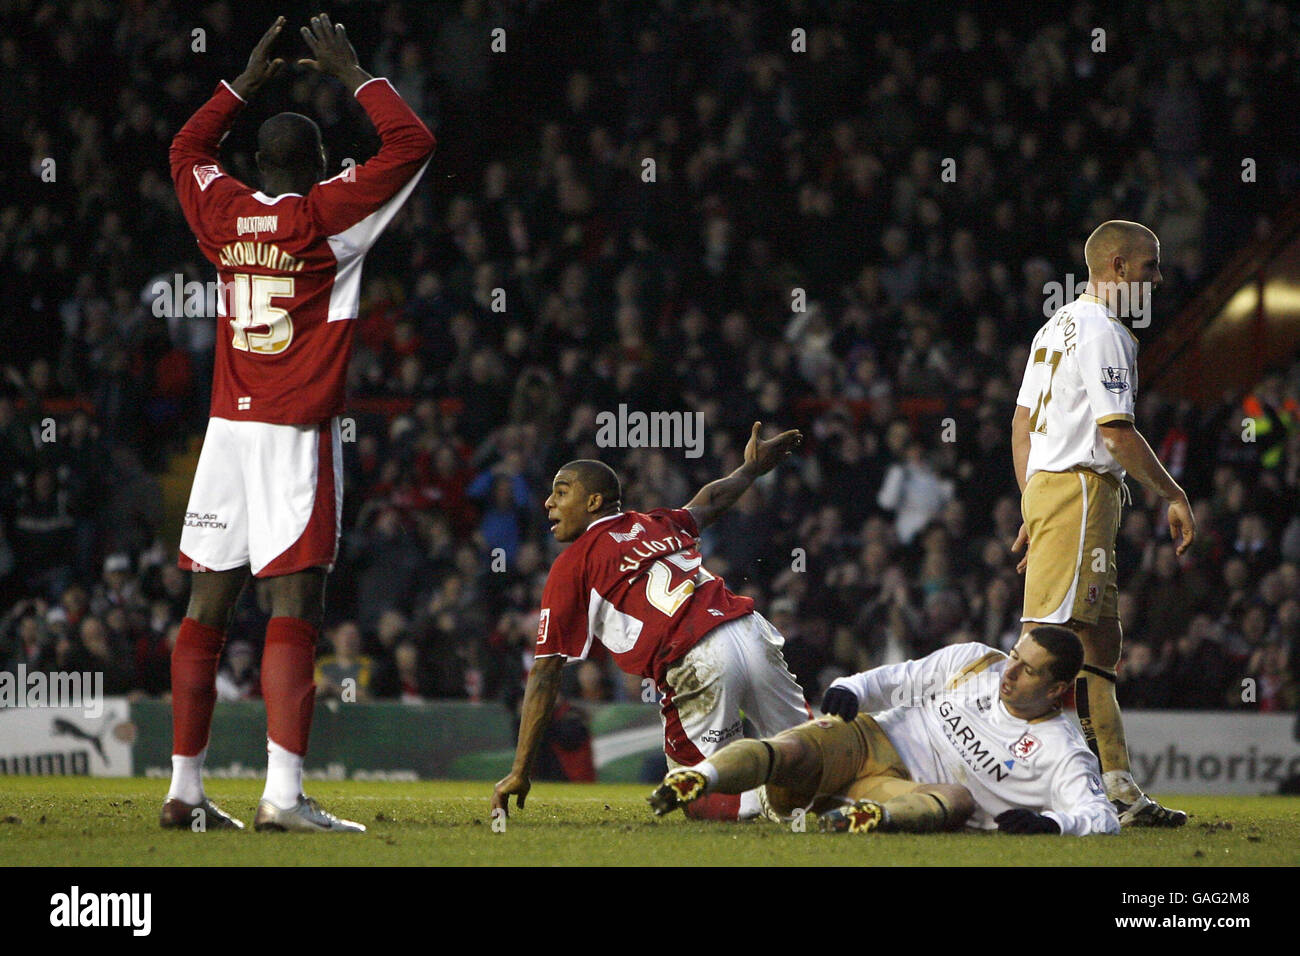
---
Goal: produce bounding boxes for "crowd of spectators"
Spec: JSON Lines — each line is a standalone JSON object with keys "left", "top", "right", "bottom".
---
{"left": 2, "top": 0, "right": 1298, "bottom": 716}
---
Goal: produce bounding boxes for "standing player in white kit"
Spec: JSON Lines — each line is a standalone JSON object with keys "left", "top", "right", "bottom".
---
{"left": 1011, "top": 220, "right": 1195, "bottom": 826}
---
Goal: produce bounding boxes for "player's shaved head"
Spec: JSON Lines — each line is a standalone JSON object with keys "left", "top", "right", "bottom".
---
{"left": 558, "top": 459, "right": 621, "bottom": 510}
{"left": 1027, "top": 625, "right": 1084, "bottom": 683}
{"left": 1084, "top": 220, "right": 1158, "bottom": 280}
{"left": 257, "top": 112, "right": 323, "bottom": 175}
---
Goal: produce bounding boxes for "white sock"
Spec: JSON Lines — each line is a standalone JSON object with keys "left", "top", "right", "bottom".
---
{"left": 738, "top": 789, "right": 762, "bottom": 820}
{"left": 261, "top": 739, "right": 304, "bottom": 809}
{"left": 1104, "top": 769, "right": 1142, "bottom": 803}
{"left": 167, "top": 750, "right": 206, "bottom": 805}
{"left": 693, "top": 761, "right": 719, "bottom": 790}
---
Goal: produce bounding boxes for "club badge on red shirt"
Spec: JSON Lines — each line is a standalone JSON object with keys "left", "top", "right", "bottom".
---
{"left": 193, "top": 163, "right": 224, "bottom": 191}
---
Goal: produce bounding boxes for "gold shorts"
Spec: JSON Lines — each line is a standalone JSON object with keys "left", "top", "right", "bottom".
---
{"left": 1021, "top": 468, "right": 1121, "bottom": 626}
{"left": 764, "top": 714, "right": 915, "bottom": 816}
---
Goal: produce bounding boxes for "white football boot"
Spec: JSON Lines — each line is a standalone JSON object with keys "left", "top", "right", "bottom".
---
{"left": 253, "top": 794, "right": 366, "bottom": 832}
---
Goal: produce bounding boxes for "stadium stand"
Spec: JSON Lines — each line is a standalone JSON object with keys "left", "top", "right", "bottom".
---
{"left": 2, "top": 0, "right": 1297, "bottom": 717}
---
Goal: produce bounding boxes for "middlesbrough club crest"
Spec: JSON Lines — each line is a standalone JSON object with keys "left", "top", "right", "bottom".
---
{"left": 1011, "top": 731, "right": 1041, "bottom": 761}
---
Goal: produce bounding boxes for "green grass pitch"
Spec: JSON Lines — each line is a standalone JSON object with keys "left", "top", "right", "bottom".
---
{"left": 1, "top": 777, "right": 1297, "bottom": 866}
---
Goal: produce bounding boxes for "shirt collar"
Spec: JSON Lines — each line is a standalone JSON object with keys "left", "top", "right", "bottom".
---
{"left": 1078, "top": 292, "right": 1118, "bottom": 318}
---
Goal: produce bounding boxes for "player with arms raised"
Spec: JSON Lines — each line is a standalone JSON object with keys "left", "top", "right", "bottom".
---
{"left": 492, "top": 423, "right": 812, "bottom": 821}
{"left": 1011, "top": 220, "right": 1195, "bottom": 827}
{"left": 161, "top": 15, "right": 434, "bottom": 832}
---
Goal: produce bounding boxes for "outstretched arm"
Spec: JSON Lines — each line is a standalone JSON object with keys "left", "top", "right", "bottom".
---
{"left": 825, "top": 641, "right": 998, "bottom": 718}
{"left": 683, "top": 422, "right": 801, "bottom": 530}
{"left": 491, "top": 654, "right": 565, "bottom": 816}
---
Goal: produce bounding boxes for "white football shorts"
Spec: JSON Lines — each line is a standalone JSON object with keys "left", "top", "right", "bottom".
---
{"left": 178, "top": 416, "right": 342, "bottom": 578}
{"left": 660, "top": 611, "right": 812, "bottom": 767}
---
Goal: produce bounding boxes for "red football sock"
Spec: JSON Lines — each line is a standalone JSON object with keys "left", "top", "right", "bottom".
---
{"left": 261, "top": 617, "right": 318, "bottom": 755}
{"left": 170, "top": 618, "right": 226, "bottom": 757}
{"left": 684, "top": 792, "right": 743, "bottom": 821}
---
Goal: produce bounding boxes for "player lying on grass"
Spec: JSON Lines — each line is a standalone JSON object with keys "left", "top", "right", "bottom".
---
{"left": 649, "top": 626, "right": 1121, "bottom": 835}
{"left": 492, "top": 423, "right": 813, "bottom": 821}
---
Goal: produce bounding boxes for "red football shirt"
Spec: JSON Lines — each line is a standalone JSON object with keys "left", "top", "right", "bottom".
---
{"left": 535, "top": 508, "right": 755, "bottom": 683}
{"left": 170, "top": 78, "right": 435, "bottom": 424}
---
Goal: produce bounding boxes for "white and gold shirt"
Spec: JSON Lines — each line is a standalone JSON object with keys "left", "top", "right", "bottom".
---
{"left": 831, "top": 642, "right": 1119, "bottom": 835}
{"left": 1017, "top": 295, "right": 1139, "bottom": 481}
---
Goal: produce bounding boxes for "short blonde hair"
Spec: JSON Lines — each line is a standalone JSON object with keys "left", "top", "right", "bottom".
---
{"left": 1084, "top": 220, "right": 1158, "bottom": 278}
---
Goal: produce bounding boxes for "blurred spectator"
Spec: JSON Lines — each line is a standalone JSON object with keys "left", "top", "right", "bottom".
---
{"left": 1164, "top": 616, "right": 1236, "bottom": 709}
{"left": 345, "top": 503, "right": 427, "bottom": 632}
{"left": 1117, "top": 643, "right": 1170, "bottom": 710}
{"left": 315, "top": 621, "right": 373, "bottom": 702}
{"left": 2, "top": 1, "right": 1298, "bottom": 714}
{"left": 384, "top": 640, "right": 432, "bottom": 704}
{"left": 10, "top": 467, "right": 76, "bottom": 599}
{"left": 1, "top": 602, "right": 57, "bottom": 673}
{"left": 215, "top": 640, "right": 259, "bottom": 702}
{"left": 466, "top": 455, "right": 532, "bottom": 564}
{"left": 66, "top": 615, "right": 133, "bottom": 695}
{"left": 1244, "top": 643, "right": 1294, "bottom": 713}
{"left": 877, "top": 441, "right": 955, "bottom": 545}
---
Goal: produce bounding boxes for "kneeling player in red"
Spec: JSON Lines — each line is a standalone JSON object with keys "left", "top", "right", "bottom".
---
{"left": 160, "top": 16, "right": 434, "bottom": 832}
{"left": 492, "top": 422, "right": 814, "bottom": 821}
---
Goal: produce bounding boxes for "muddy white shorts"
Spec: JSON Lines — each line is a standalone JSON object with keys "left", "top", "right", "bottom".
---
{"left": 178, "top": 416, "right": 342, "bottom": 578}
{"left": 660, "top": 611, "right": 812, "bottom": 768}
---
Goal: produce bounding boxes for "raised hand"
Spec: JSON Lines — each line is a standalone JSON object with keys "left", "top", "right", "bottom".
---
{"left": 743, "top": 421, "right": 803, "bottom": 476}
{"left": 298, "top": 12, "right": 371, "bottom": 94}
{"left": 231, "top": 16, "right": 287, "bottom": 100}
